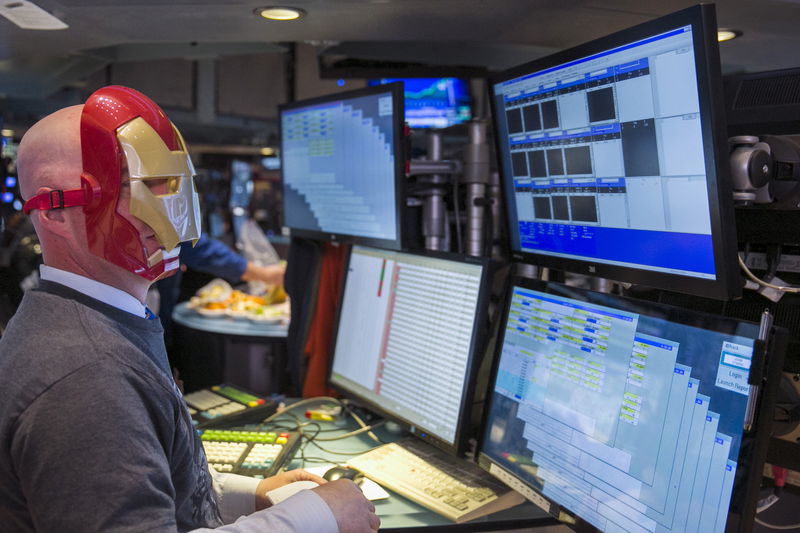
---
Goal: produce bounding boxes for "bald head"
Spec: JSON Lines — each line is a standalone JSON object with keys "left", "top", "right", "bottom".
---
{"left": 15, "top": 87, "right": 198, "bottom": 302}
{"left": 18, "top": 105, "right": 84, "bottom": 201}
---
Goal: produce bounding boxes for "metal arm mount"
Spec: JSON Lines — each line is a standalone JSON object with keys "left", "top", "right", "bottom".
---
{"left": 406, "top": 132, "right": 453, "bottom": 251}
{"left": 406, "top": 121, "right": 498, "bottom": 257}
{"left": 408, "top": 160, "right": 462, "bottom": 177}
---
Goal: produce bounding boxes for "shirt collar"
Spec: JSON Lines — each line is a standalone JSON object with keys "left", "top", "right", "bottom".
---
{"left": 39, "top": 264, "right": 148, "bottom": 318}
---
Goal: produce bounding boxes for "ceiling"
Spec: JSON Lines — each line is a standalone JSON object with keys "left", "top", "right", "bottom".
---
{"left": 1, "top": 0, "right": 800, "bottom": 139}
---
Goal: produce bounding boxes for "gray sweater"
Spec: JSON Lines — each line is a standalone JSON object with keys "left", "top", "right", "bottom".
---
{"left": 0, "top": 281, "right": 223, "bottom": 532}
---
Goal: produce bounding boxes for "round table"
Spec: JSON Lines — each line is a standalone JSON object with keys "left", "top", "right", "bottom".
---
{"left": 172, "top": 302, "right": 289, "bottom": 394}
{"left": 172, "top": 301, "right": 288, "bottom": 338}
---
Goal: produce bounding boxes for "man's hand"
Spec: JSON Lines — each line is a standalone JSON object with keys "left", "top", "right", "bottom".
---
{"left": 241, "top": 262, "right": 286, "bottom": 286}
{"left": 255, "top": 469, "right": 327, "bottom": 510}
{"left": 312, "top": 479, "right": 380, "bottom": 533}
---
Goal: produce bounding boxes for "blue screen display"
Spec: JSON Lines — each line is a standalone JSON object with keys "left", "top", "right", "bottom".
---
{"left": 370, "top": 78, "right": 472, "bottom": 129}
{"left": 280, "top": 87, "right": 400, "bottom": 246}
{"left": 481, "top": 281, "right": 761, "bottom": 532}
{"left": 493, "top": 25, "right": 720, "bottom": 282}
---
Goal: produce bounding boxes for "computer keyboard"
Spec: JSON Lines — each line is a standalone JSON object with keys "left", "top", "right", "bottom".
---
{"left": 348, "top": 438, "right": 523, "bottom": 523}
{"left": 184, "top": 384, "right": 277, "bottom": 429}
{"left": 200, "top": 429, "right": 300, "bottom": 478}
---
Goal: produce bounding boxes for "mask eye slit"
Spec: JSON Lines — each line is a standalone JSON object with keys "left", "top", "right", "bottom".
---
{"left": 141, "top": 177, "right": 181, "bottom": 195}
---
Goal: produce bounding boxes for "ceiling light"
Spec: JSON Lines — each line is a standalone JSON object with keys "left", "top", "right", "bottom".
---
{"left": 1, "top": 129, "right": 14, "bottom": 137}
{"left": 0, "top": 1, "right": 68, "bottom": 30}
{"left": 260, "top": 147, "right": 275, "bottom": 156}
{"left": 717, "top": 29, "right": 742, "bottom": 42}
{"left": 255, "top": 6, "right": 306, "bottom": 21}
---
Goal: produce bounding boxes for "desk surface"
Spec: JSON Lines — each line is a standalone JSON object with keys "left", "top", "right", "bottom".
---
{"left": 260, "top": 403, "right": 557, "bottom": 532}
{"left": 173, "top": 302, "right": 288, "bottom": 338}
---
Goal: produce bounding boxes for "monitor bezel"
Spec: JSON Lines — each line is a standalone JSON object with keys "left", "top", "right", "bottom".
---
{"left": 476, "top": 275, "right": 785, "bottom": 532}
{"left": 368, "top": 77, "right": 474, "bottom": 130}
{"left": 327, "top": 244, "right": 493, "bottom": 457}
{"left": 279, "top": 82, "right": 407, "bottom": 250}
{"left": 488, "top": 4, "right": 741, "bottom": 300}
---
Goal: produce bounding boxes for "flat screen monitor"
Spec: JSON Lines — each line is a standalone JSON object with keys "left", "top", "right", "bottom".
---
{"left": 329, "top": 245, "right": 490, "bottom": 455}
{"left": 478, "top": 277, "right": 785, "bottom": 532}
{"left": 369, "top": 78, "right": 472, "bottom": 129}
{"left": 279, "top": 83, "right": 405, "bottom": 249}
{"left": 489, "top": 4, "right": 739, "bottom": 299}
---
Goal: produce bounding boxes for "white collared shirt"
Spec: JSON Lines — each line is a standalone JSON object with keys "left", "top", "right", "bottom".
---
{"left": 39, "top": 264, "right": 148, "bottom": 318}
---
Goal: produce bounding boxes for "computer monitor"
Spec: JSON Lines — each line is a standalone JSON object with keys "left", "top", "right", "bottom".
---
{"left": 369, "top": 78, "right": 473, "bottom": 129}
{"left": 489, "top": 4, "right": 740, "bottom": 300}
{"left": 329, "top": 245, "right": 491, "bottom": 455}
{"left": 279, "top": 83, "right": 405, "bottom": 249}
{"left": 478, "top": 277, "right": 786, "bottom": 532}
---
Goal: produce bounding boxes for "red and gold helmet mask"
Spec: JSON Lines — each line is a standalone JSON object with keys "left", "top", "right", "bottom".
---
{"left": 23, "top": 86, "right": 201, "bottom": 281}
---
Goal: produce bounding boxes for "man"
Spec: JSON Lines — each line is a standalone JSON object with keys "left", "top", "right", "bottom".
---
{"left": 0, "top": 86, "right": 379, "bottom": 532}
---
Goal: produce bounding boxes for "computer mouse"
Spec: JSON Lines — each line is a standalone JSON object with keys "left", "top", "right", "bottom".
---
{"left": 323, "top": 466, "right": 364, "bottom": 485}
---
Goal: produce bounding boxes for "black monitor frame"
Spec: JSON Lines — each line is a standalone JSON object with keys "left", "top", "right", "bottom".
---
{"left": 279, "top": 82, "right": 407, "bottom": 250}
{"left": 489, "top": 4, "right": 740, "bottom": 300}
{"left": 477, "top": 275, "right": 787, "bottom": 532}
{"left": 327, "top": 245, "right": 494, "bottom": 456}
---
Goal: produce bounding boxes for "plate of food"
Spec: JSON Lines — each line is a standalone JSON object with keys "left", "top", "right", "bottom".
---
{"left": 195, "top": 301, "right": 230, "bottom": 317}
{"left": 188, "top": 279, "right": 232, "bottom": 309}
{"left": 187, "top": 279, "right": 290, "bottom": 323}
{"left": 247, "top": 301, "right": 291, "bottom": 323}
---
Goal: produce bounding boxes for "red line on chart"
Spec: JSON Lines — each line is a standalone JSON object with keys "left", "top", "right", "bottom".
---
{"left": 378, "top": 259, "right": 387, "bottom": 297}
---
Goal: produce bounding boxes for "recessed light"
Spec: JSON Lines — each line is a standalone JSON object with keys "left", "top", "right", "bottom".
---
{"left": 0, "top": 0, "right": 67, "bottom": 30}
{"left": 717, "top": 29, "right": 742, "bottom": 43}
{"left": 254, "top": 6, "right": 306, "bottom": 21}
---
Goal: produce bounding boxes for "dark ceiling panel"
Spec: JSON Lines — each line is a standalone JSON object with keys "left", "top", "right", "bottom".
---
{"left": 1, "top": 0, "right": 800, "bottom": 110}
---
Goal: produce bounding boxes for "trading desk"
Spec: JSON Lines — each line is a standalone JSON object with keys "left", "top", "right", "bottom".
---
{"left": 262, "top": 402, "right": 559, "bottom": 532}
